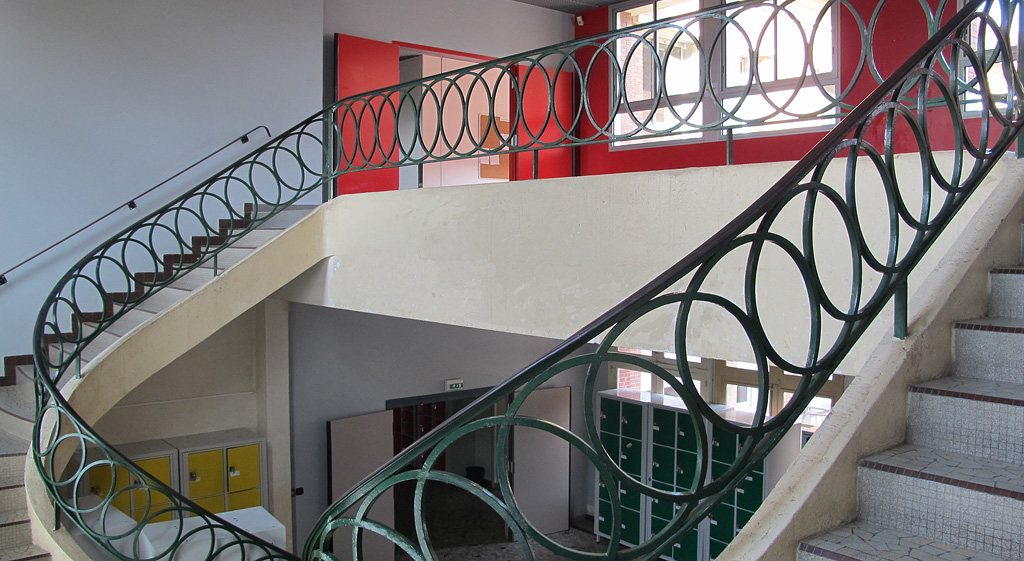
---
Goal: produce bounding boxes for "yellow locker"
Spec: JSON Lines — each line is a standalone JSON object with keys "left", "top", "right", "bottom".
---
{"left": 186, "top": 449, "right": 225, "bottom": 500}
{"left": 90, "top": 464, "right": 132, "bottom": 515}
{"left": 132, "top": 456, "right": 174, "bottom": 523}
{"left": 191, "top": 494, "right": 226, "bottom": 515}
{"left": 227, "top": 488, "right": 262, "bottom": 511}
{"left": 226, "top": 443, "right": 261, "bottom": 494}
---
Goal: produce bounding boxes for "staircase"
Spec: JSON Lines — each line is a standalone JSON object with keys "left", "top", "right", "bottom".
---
{"left": 798, "top": 229, "right": 1024, "bottom": 561}
{"left": 0, "top": 204, "right": 316, "bottom": 561}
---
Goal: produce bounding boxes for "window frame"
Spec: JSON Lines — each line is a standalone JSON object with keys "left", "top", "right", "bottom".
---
{"left": 608, "top": 0, "right": 842, "bottom": 149}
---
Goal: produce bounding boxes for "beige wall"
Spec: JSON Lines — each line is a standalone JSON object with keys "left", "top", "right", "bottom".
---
{"left": 321, "top": 152, "right": 1005, "bottom": 375}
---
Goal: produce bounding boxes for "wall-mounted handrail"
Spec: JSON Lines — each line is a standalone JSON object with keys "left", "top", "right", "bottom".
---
{"left": 0, "top": 125, "right": 270, "bottom": 288}
{"left": 26, "top": 0, "right": 1023, "bottom": 560}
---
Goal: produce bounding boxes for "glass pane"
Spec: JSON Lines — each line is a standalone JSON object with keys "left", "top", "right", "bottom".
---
{"left": 783, "top": 392, "right": 833, "bottom": 430}
{"left": 725, "top": 0, "right": 833, "bottom": 87}
{"left": 726, "top": 84, "right": 838, "bottom": 134}
{"left": 618, "top": 4, "right": 658, "bottom": 103}
{"left": 725, "top": 383, "right": 765, "bottom": 413}
{"left": 725, "top": 4, "right": 777, "bottom": 87}
{"left": 776, "top": 0, "right": 833, "bottom": 80}
{"left": 663, "top": 378, "right": 701, "bottom": 398}
{"left": 613, "top": 103, "right": 704, "bottom": 146}
{"left": 618, "top": 367, "right": 653, "bottom": 391}
{"left": 657, "top": 0, "right": 702, "bottom": 96}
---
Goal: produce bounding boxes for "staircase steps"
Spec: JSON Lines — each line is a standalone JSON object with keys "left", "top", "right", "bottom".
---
{"left": 908, "top": 377, "right": 1024, "bottom": 465}
{"left": 83, "top": 308, "right": 156, "bottom": 338}
{"left": 0, "top": 204, "right": 317, "bottom": 555}
{"left": 0, "top": 431, "right": 49, "bottom": 561}
{"left": 799, "top": 226, "right": 1024, "bottom": 561}
{"left": 798, "top": 520, "right": 1007, "bottom": 561}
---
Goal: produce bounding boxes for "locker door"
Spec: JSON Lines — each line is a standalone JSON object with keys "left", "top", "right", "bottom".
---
{"left": 226, "top": 443, "right": 261, "bottom": 493}
{"left": 132, "top": 456, "right": 174, "bottom": 522}
{"left": 186, "top": 449, "right": 225, "bottom": 500}
{"left": 91, "top": 464, "right": 132, "bottom": 515}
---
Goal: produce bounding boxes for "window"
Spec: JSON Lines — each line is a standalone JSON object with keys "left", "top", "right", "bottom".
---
{"left": 611, "top": 0, "right": 839, "bottom": 146}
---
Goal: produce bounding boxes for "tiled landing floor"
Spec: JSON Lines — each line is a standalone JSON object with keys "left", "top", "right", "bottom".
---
{"left": 800, "top": 521, "right": 1007, "bottom": 561}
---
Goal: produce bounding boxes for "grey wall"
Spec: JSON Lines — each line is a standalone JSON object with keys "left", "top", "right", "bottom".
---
{"left": 289, "top": 304, "right": 603, "bottom": 550}
{"left": 0, "top": 0, "right": 323, "bottom": 359}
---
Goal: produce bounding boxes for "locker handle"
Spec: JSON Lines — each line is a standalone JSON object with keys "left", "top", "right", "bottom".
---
{"left": 189, "top": 471, "right": 198, "bottom": 482}
{"left": 744, "top": 475, "right": 753, "bottom": 481}
{"left": 653, "top": 425, "right": 660, "bottom": 431}
{"left": 229, "top": 467, "right": 241, "bottom": 477}
{"left": 736, "top": 488, "right": 745, "bottom": 494}
{"left": 712, "top": 439, "right": 719, "bottom": 448}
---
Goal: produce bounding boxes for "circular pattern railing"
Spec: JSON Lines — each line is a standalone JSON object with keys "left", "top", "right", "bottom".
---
{"left": 29, "top": 0, "right": 1023, "bottom": 560}
{"left": 305, "top": 1, "right": 1024, "bottom": 560}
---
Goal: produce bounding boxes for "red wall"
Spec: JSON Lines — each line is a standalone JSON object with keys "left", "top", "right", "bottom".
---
{"left": 512, "top": 66, "right": 575, "bottom": 180}
{"left": 572, "top": 0, "right": 975, "bottom": 178}
{"left": 335, "top": 34, "right": 400, "bottom": 196}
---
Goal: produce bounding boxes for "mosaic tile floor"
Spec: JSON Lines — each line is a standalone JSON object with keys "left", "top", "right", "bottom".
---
{"left": 800, "top": 520, "right": 1008, "bottom": 561}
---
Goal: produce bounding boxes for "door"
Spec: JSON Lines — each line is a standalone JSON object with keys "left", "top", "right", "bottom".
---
{"left": 328, "top": 410, "right": 395, "bottom": 561}
{"left": 335, "top": 34, "right": 400, "bottom": 195}
{"left": 511, "top": 386, "right": 571, "bottom": 535}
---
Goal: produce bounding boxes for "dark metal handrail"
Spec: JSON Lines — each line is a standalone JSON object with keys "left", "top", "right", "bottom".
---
{"left": 0, "top": 125, "right": 270, "bottom": 287}
{"left": 27, "top": 0, "right": 1022, "bottom": 560}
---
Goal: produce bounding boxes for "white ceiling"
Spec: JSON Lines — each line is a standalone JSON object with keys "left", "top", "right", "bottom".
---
{"left": 509, "top": 0, "right": 621, "bottom": 14}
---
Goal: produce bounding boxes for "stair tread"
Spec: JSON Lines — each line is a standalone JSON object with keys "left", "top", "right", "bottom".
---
{"left": 861, "top": 444, "right": 1024, "bottom": 498}
{"left": 0, "top": 507, "right": 28, "bottom": 524}
{"left": 801, "top": 520, "right": 1007, "bottom": 561}
{"left": 85, "top": 308, "right": 156, "bottom": 338}
{"left": 134, "top": 286, "right": 191, "bottom": 314}
{"left": 0, "top": 383, "right": 34, "bottom": 423}
{"left": 0, "top": 430, "right": 28, "bottom": 458}
{"left": 953, "top": 317, "right": 1024, "bottom": 331}
{"left": 910, "top": 376, "right": 1024, "bottom": 405}
{"left": 0, "top": 543, "right": 48, "bottom": 561}
{"left": 990, "top": 265, "right": 1024, "bottom": 274}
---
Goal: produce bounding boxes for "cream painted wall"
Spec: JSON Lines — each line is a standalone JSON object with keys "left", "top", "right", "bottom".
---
{"left": 321, "top": 152, "right": 1006, "bottom": 375}
{"left": 93, "top": 307, "right": 261, "bottom": 444}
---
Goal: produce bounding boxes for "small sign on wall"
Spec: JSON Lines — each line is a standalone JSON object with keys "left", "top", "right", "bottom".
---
{"left": 479, "top": 115, "right": 510, "bottom": 180}
{"left": 445, "top": 378, "right": 465, "bottom": 391}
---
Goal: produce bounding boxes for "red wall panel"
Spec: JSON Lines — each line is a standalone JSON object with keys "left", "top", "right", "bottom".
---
{"left": 335, "top": 34, "right": 400, "bottom": 196}
{"left": 512, "top": 65, "right": 575, "bottom": 180}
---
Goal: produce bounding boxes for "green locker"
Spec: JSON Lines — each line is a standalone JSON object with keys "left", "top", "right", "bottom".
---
{"left": 595, "top": 390, "right": 801, "bottom": 561}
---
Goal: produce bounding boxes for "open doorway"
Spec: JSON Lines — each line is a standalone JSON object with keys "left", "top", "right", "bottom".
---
{"left": 388, "top": 388, "right": 508, "bottom": 551}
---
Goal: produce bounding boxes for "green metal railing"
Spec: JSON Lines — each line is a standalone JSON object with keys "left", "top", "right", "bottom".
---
{"left": 30, "top": 0, "right": 1022, "bottom": 559}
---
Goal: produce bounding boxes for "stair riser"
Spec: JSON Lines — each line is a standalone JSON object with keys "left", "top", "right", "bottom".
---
{"left": 859, "top": 467, "right": 1024, "bottom": 559}
{"left": 988, "top": 272, "right": 1024, "bottom": 319}
{"left": 169, "top": 267, "right": 215, "bottom": 291}
{"left": 0, "top": 456, "right": 23, "bottom": 483}
{"left": 201, "top": 247, "right": 255, "bottom": 272}
{"left": 0, "top": 486, "right": 26, "bottom": 517}
{"left": 795, "top": 547, "right": 834, "bottom": 561}
{"left": 134, "top": 286, "right": 190, "bottom": 314}
{"left": 908, "top": 393, "right": 1024, "bottom": 465}
{"left": 0, "top": 520, "right": 32, "bottom": 552}
{"left": 953, "top": 327, "right": 1024, "bottom": 383}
